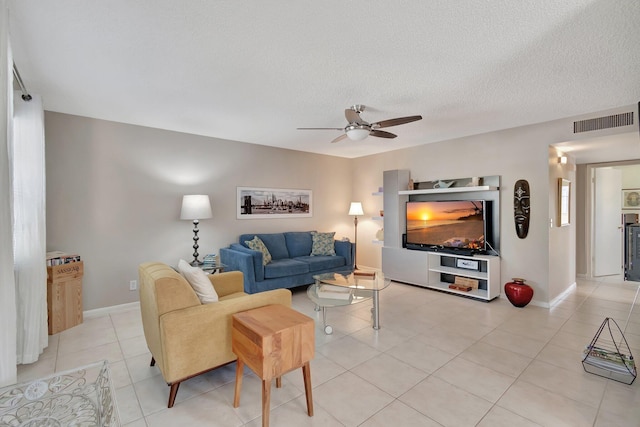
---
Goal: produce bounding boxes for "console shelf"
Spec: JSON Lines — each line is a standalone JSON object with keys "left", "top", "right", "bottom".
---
{"left": 382, "top": 247, "right": 500, "bottom": 301}
{"left": 428, "top": 264, "right": 489, "bottom": 281}
{"left": 427, "top": 252, "right": 500, "bottom": 301}
{"left": 399, "top": 186, "right": 498, "bottom": 195}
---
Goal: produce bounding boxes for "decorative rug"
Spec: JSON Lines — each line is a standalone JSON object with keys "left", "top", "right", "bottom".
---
{"left": 0, "top": 360, "right": 120, "bottom": 426}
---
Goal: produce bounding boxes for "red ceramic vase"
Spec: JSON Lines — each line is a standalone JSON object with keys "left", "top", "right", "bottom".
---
{"left": 504, "top": 278, "right": 534, "bottom": 307}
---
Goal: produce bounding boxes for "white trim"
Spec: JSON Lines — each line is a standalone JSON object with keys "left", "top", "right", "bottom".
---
{"left": 550, "top": 282, "right": 577, "bottom": 307}
{"left": 83, "top": 302, "right": 140, "bottom": 319}
{"left": 499, "top": 294, "right": 551, "bottom": 309}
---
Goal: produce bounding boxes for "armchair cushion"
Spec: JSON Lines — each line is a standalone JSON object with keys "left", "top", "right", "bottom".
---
{"left": 177, "top": 259, "right": 219, "bottom": 303}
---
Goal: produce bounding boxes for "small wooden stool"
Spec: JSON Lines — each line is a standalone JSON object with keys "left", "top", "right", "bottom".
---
{"left": 232, "top": 304, "right": 314, "bottom": 427}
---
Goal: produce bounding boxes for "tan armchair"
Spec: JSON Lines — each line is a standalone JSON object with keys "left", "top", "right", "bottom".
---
{"left": 138, "top": 262, "right": 292, "bottom": 408}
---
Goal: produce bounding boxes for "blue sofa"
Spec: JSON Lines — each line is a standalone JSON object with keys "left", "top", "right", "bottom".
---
{"left": 219, "top": 231, "right": 355, "bottom": 293}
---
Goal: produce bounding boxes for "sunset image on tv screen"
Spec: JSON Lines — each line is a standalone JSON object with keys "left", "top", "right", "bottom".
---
{"left": 406, "top": 200, "right": 485, "bottom": 249}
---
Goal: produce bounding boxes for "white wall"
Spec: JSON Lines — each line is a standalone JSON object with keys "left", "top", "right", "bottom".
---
{"left": 45, "top": 112, "right": 353, "bottom": 310}
{"left": 548, "top": 146, "right": 576, "bottom": 302}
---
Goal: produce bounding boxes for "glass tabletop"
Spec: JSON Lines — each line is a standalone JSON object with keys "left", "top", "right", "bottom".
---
{"left": 312, "top": 270, "right": 391, "bottom": 291}
{"left": 307, "top": 282, "right": 372, "bottom": 308}
{"left": 202, "top": 261, "right": 227, "bottom": 273}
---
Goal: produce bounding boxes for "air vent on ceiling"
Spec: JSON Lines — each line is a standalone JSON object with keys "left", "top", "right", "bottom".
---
{"left": 573, "top": 112, "right": 634, "bottom": 133}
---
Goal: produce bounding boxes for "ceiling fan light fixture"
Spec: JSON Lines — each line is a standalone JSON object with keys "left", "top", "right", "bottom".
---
{"left": 346, "top": 125, "right": 370, "bottom": 141}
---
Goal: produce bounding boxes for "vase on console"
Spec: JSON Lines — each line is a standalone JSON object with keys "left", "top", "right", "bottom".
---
{"left": 504, "top": 278, "right": 534, "bottom": 307}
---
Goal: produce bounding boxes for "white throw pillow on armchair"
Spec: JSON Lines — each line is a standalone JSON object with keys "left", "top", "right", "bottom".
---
{"left": 177, "top": 259, "right": 219, "bottom": 303}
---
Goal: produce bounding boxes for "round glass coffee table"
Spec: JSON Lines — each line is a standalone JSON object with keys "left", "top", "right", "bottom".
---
{"left": 308, "top": 271, "right": 391, "bottom": 334}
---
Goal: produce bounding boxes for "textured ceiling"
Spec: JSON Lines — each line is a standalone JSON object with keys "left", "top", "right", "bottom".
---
{"left": 8, "top": 0, "right": 640, "bottom": 158}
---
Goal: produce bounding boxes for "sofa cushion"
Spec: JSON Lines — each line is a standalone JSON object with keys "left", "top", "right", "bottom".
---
{"left": 240, "top": 233, "right": 289, "bottom": 260}
{"left": 177, "top": 259, "right": 219, "bottom": 304}
{"left": 294, "top": 255, "right": 346, "bottom": 272}
{"left": 310, "top": 231, "right": 336, "bottom": 256}
{"left": 244, "top": 236, "right": 272, "bottom": 265}
{"left": 264, "top": 258, "right": 309, "bottom": 279}
{"left": 284, "top": 231, "right": 314, "bottom": 258}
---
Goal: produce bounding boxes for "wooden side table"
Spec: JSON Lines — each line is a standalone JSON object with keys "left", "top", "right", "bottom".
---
{"left": 232, "top": 304, "right": 314, "bottom": 427}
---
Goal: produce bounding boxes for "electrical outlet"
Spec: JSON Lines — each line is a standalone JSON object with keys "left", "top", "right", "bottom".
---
{"left": 129, "top": 280, "right": 137, "bottom": 291}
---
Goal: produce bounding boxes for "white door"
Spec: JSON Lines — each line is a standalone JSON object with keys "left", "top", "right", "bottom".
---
{"left": 594, "top": 167, "right": 623, "bottom": 276}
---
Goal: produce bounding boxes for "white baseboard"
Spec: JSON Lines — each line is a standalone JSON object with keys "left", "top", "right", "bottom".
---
{"left": 83, "top": 301, "right": 140, "bottom": 319}
{"left": 498, "top": 282, "right": 577, "bottom": 309}
{"left": 499, "top": 294, "right": 550, "bottom": 308}
{"left": 549, "top": 282, "right": 577, "bottom": 307}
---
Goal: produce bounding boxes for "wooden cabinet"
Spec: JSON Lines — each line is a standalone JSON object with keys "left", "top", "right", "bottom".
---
{"left": 47, "top": 261, "right": 83, "bottom": 334}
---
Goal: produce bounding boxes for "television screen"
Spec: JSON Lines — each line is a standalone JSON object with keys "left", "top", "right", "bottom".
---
{"left": 406, "top": 200, "right": 487, "bottom": 251}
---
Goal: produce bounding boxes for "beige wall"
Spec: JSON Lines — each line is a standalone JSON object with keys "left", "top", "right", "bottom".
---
{"left": 45, "top": 112, "right": 353, "bottom": 310}
{"left": 45, "top": 105, "right": 635, "bottom": 309}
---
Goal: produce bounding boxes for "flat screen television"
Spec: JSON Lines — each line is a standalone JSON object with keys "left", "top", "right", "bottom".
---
{"left": 405, "top": 200, "right": 489, "bottom": 253}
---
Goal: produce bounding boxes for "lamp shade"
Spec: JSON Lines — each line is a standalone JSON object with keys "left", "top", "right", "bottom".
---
{"left": 346, "top": 127, "right": 370, "bottom": 141}
{"left": 348, "top": 202, "right": 364, "bottom": 216}
{"left": 180, "top": 195, "right": 212, "bottom": 220}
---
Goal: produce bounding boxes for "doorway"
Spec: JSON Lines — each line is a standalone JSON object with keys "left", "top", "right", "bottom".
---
{"left": 586, "top": 161, "right": 640, "bottom": 280}
{"left": 553, "top": 129, "right": 640, "bottom": 281}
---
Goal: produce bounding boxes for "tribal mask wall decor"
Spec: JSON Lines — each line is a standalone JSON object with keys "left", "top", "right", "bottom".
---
{"left": 514, "top": 179, "right": 530, "bottom": 239}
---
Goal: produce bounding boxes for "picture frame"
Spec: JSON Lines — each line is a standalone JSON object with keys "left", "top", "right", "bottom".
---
{"left": 622, "top": 188, "right": 640, "bottom": 209}
{"left": 237, "top": 187, "right": 312, "bottom": 219}
{"left": 558, "top": 178, "right": 571, "bottom": 226}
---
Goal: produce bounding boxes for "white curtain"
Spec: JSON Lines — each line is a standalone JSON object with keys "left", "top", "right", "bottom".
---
{"left": 0, "top": 0, "right": 18, "bottom": 386}
{"left": 11, "top": 93, "right": 47, "bottom": 364}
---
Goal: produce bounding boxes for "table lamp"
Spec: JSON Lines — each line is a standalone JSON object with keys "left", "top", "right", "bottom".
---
{"left": 349, "top": 202, "right": 364, "bottom": 269}
{"left": 180, "top": 195, "right": 213, "bottom": 266}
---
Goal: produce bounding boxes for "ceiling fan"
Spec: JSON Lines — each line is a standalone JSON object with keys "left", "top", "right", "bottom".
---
{"left": 297, "top": 105, "right": 423, "bottom": 143}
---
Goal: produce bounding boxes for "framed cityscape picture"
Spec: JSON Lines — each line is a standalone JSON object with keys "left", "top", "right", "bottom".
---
{"left": 237, "top": 187, "right": 312, "bottom": 219}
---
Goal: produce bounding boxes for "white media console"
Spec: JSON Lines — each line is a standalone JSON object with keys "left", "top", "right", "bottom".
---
{"left": 381, "top": 169, "right": 501, "bottom": 302}
{"left": 382, "top": 247, "right": 500, "bottom": 301}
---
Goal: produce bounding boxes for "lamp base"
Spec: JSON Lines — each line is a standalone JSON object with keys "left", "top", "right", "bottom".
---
{"left": 190, "top": 220, "right": 201, "bottom": 266}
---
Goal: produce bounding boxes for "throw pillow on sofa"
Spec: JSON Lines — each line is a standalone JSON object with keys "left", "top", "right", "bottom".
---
{"left": 177, "top": 259, "right": 219, "bottom": 303}
{"left": 310, "top": 231, "right": 336, "bottom": 256}
{"left": 245, "top": 235, "right": 272, "bottom": 265}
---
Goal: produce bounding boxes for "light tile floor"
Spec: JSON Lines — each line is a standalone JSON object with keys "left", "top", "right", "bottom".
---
{"left": 17, "top": 277, "right": 640, "bottom": 426}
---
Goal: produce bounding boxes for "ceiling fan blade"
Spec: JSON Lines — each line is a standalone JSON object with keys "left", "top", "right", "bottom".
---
{"left": 331, "top": 134, "right": 348, "bottom": 144}
{"left": 373, "top": 115, "right": 422, "bottom": 129}
{"left": 345, "top": 108, "right": 363, "bottom": 124}
{"left": 297, "top": 127, "right": 344, "bottom": 131}
{"left": 370, "top": 130, "right": 397, "bottom": 139}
